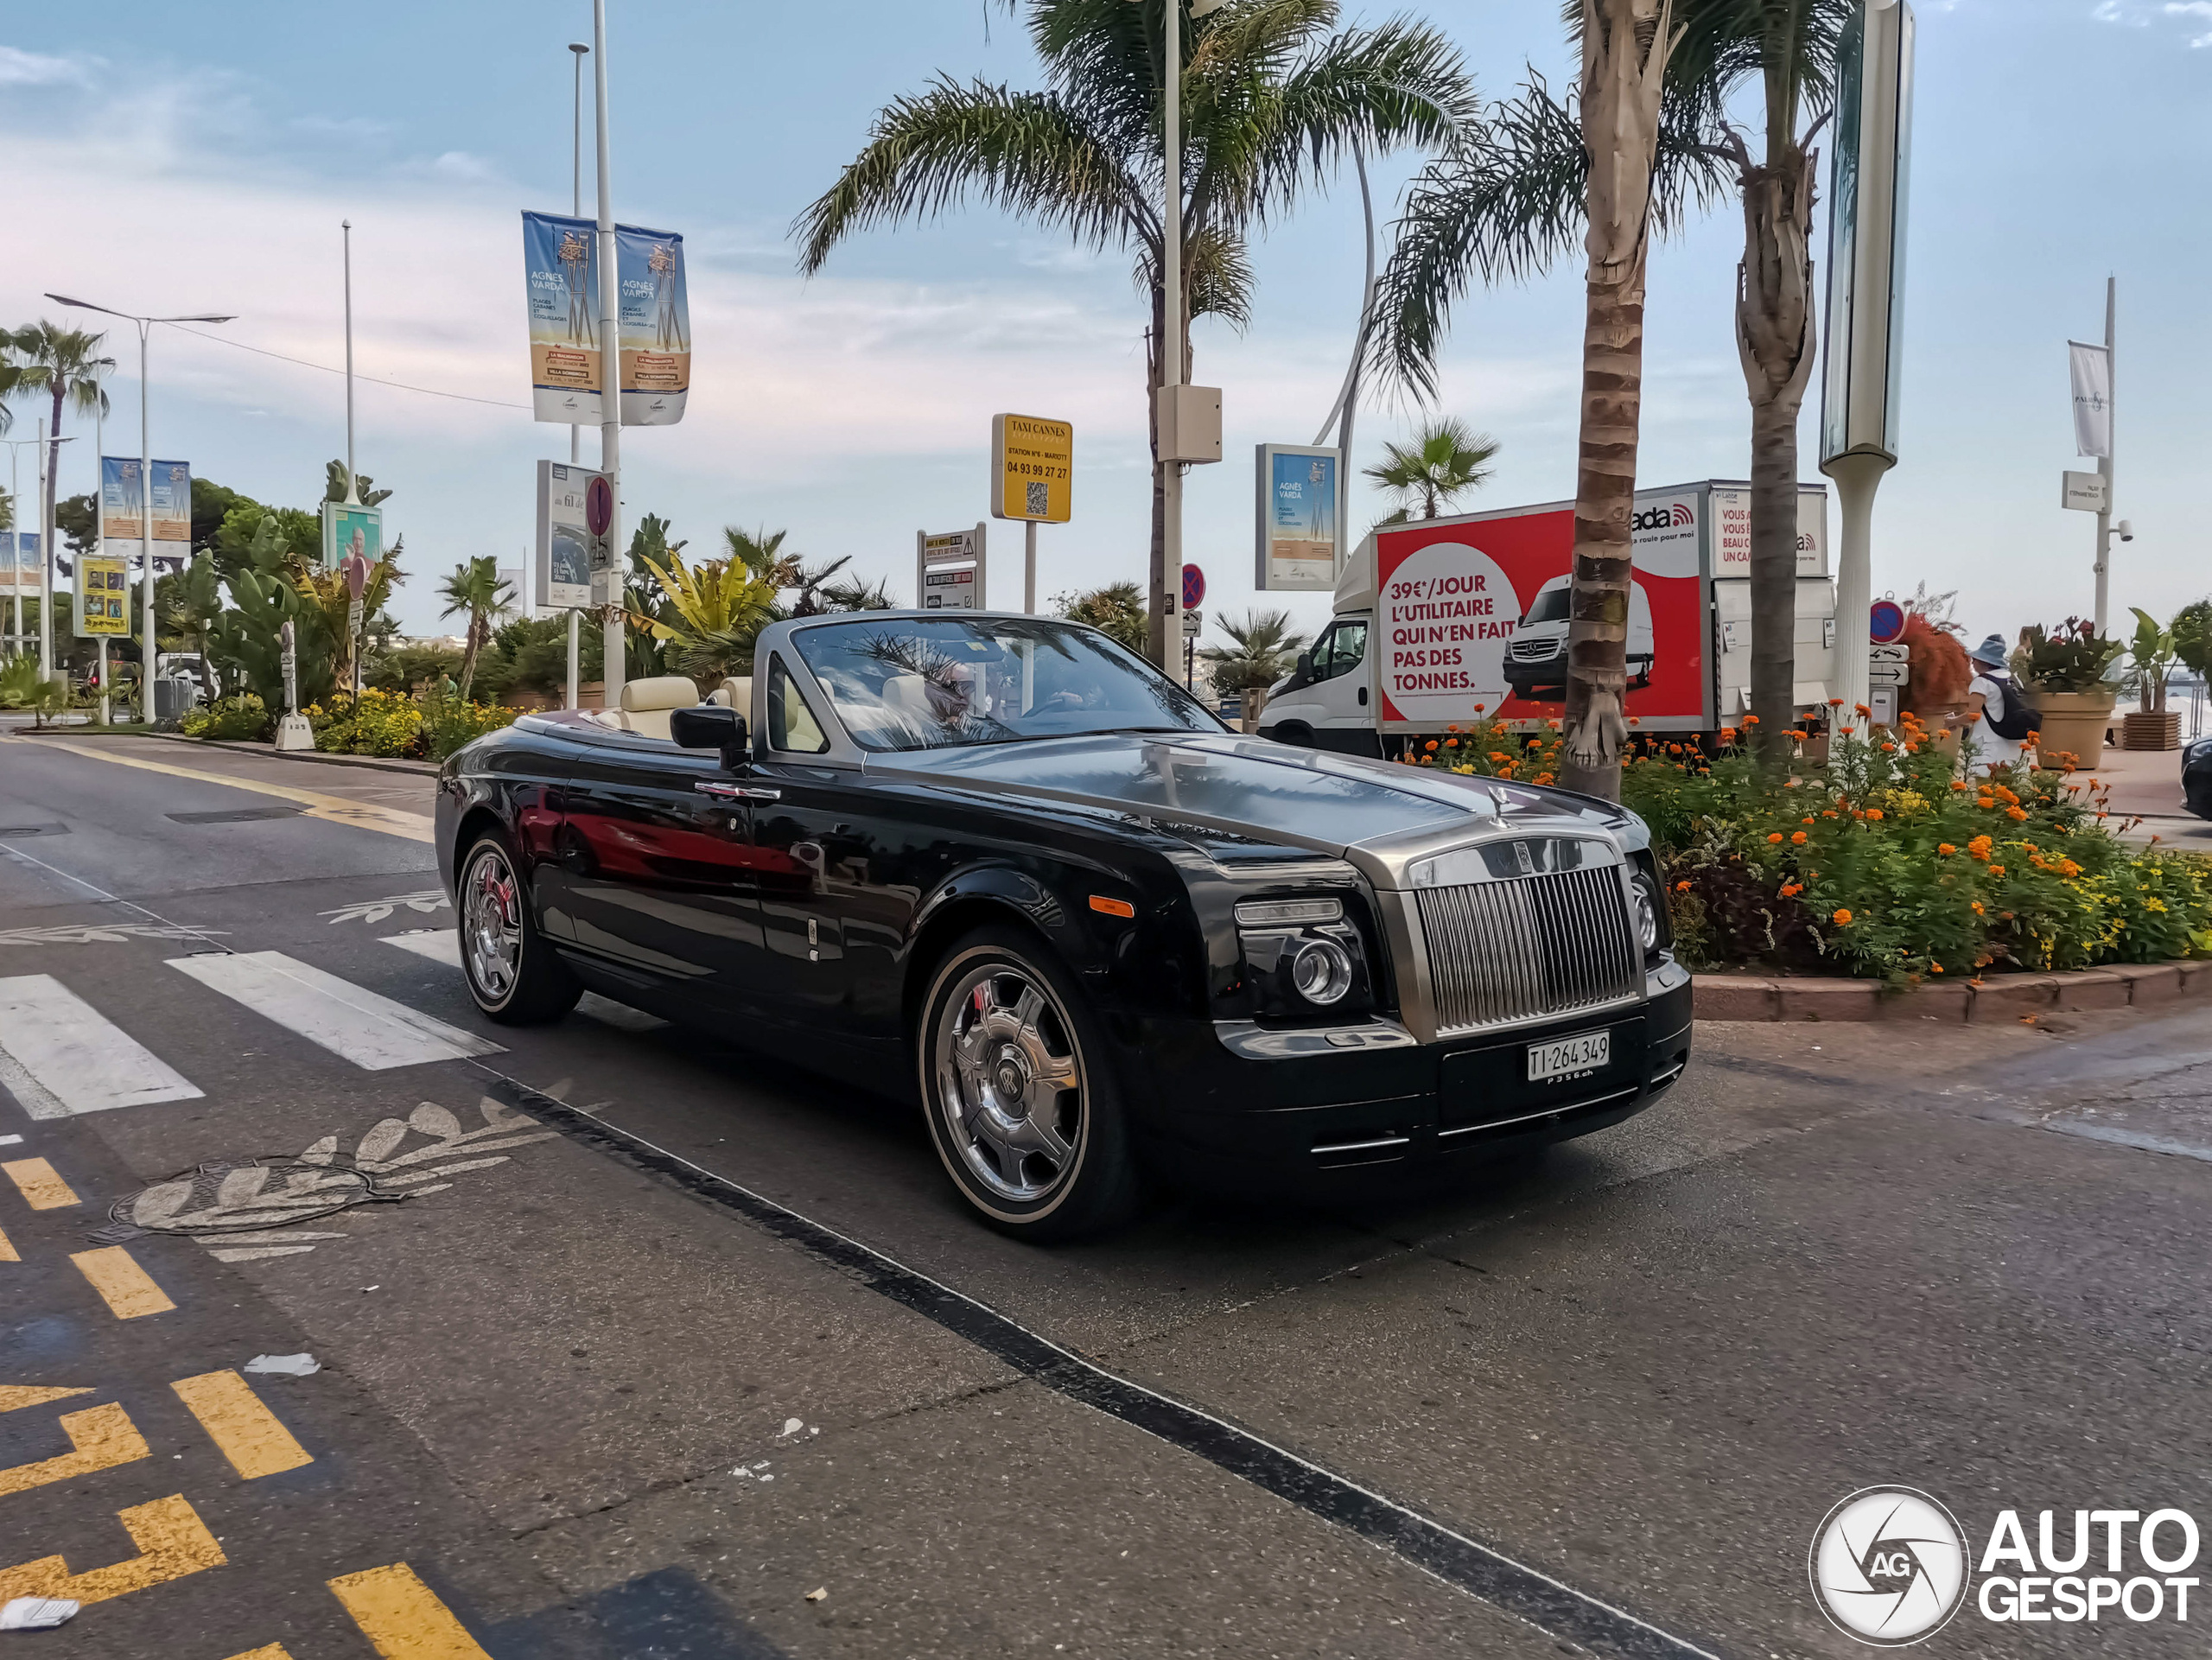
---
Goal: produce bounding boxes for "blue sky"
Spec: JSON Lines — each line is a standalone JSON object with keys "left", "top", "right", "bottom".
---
{"left": 3, "top": 0, "right": 2207, "bottom": 647}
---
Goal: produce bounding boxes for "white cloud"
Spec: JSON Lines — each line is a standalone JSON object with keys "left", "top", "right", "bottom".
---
{"left": 2166, "top": 1, "right": 2212, "bottom": 45}
{"left": 0, "top": 45, "right": 92, "bottom": 86}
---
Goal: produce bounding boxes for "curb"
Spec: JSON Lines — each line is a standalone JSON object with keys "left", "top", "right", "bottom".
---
{"left": 1694, "top": 961, "right": 2210, "bottom": 1023}
{"left": 136, "top": 731, "right": 442, "bottom": 779}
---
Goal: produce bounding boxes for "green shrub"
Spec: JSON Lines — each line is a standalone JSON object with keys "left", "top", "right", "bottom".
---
{"left": 179, "top": 694, "right": 271, "bottom": 741}
{"left": 422, "top": 695, "right": 518, "bottom": 760}
{"left": 307, "top": 688, "right": 423, "bottom": 757}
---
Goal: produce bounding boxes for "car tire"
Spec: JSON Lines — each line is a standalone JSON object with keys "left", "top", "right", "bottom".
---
{"left": 917, "top": 925, "right": 1140, "bottom": 1241}
{"left": 455, "top": 830, "right": 582, "bottom": 1026}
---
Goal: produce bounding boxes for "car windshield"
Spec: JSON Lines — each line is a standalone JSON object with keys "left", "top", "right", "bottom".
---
{"left": 1521, "top": 587, "right": 1571, "bottom": 625}
{"left": 791, "top": 616, "right": 1224, "bottom": 753}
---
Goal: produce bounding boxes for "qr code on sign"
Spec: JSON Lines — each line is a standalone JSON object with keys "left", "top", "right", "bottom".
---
{"left": 1026, "top": 481, "right": 1049, "bottom": 517}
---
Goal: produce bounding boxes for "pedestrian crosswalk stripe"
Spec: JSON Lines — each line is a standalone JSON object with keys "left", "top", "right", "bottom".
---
{"left": 3, "top": 1158, "right": 79, "bottom": 1210}
{"left": 71, "top": 1246, "right": 176, "bottom": 1320}
{"left": 382, "top": 931, "right": 667, "bottom": 1030}
{"left": 0, "top": 975, "right": 204, "bottom": 1118}
{"left": 172, "top": 1370, "right": 314, "bottom": 1480}
{"left": 168, "top": 951, "right": 505, "bottom": 1071}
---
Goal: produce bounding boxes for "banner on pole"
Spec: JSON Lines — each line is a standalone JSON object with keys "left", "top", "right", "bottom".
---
{"left": 2068, "top": 340, "right": 2111, "bottom": 460}
{"left": 616, "top": 226, "right": 690, "bottom": 426}
{"left": 73, "top": 552, "right": 130, "bottom": 638}
{"left": 321, "top": 502, "right": 382, "bottom": 574}
{"left": 1254, "top": 444, "right": 1340, "bottom": 591}
{"left": 523, "top": 213, "right": 690, "bottom": 426}
{"left": 0, "top": 532, "right": 37, "bottom": 593}
{"left": 100, "top": 457, "right": 192, "bottom": 574}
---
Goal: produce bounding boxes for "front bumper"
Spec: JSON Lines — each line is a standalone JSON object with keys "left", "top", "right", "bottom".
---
{"left": 1119, "top": 967, "right": 1693, "bottom": 1195}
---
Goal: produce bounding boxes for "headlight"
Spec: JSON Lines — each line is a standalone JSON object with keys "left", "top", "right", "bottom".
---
{"left": 1629, "top": 876, "right": 1660, "bottom": 952}
{"left": 1236, "top": 897, "right": 1344, "bottom": 927}
{"left": 1287, "top": 937, "right": 1354, "bottom": 1005}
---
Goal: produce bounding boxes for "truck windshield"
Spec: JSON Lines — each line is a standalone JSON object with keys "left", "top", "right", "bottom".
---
{"left": 1521, "top": 588, "right": 1571, "bottom": 625}
{"left": 791, "top": 616, "right": 1224, "bottom": 752}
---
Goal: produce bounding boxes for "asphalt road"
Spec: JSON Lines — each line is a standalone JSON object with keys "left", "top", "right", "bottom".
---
{"left": 2, "top": 729, "right": 2208, "bottom": 1659}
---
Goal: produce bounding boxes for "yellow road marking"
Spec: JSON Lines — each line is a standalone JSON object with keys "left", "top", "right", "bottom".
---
{"left": 3, "top": 1157, "right": 79, "bottom": 1210}
{"left": 0, "top": 1493, "right": 226, "bottom": 1605}
{"left": 35, "top": 741, "right": 435, "bottom": 844}
{"left": 0, "top": 1385, "right": 94, "bottom": 1414}
{"left": 173, "top": 1371, "right": 313, "bottom": 1479}
{"left": 0, "top": 1222, "right": 15, "bottom": 1261}
{"left": 0, "top": 1402, "right": 149, "bottom": 1498}
{"left": 71, "top": 1246, "right": 177, "bottom": 1319}
{"left": 223, "top": 1649, "right": 298, "bottom": 1659}
{"left": 327, "top": 1563, "right": 495, "bottom": 1659}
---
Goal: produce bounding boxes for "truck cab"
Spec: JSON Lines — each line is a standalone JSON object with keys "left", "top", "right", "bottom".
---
{"left": 1258, "top": 613, "right": 1377, "bottom": 755}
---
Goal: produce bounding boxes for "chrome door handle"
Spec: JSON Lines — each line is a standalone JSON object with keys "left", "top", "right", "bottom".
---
{"left": 693, "top": 780, "right": 743, "bottom": 798}
{"left": 737, "top": 787, "right": 782, "bottom": 801}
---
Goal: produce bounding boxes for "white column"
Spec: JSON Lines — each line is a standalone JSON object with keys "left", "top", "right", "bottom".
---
{"left": 1827, "top": 453, "right": 1886, "bottom": 739}
{"left": 35, "top": 418, "right": 51, "bottom": 677}
{"left": 138, "top": 324, "right": 156, "bottom": 722}
{"left": 593, "top": 0, "right": 625, "bottom": 711}
{"left": 2091, "top": 277, "right": 2116, "bottom": 636}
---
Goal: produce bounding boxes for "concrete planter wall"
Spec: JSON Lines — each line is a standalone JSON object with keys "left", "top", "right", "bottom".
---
{"left": 2024, "top": 688, "right": 2117, "bottom": 767}
{"left": 2120, "top": 709, "right": 2182, "bottom": 752}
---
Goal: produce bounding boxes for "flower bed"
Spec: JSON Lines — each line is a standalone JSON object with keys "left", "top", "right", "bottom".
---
{"left": 299, "top": 689, "right": 519, "bottom": 762}
{"left": 1403, "top": 709, "right": 2212, "bottom": 984}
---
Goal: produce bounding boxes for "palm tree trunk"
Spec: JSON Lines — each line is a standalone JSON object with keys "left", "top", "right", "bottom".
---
{"left": 1560, "top": 264, "right": 1647, "bottom": 800}
{"left": 1559, "top": 0, "right": 1676, "bottom": 801}
{"left": 1735, "top": 143, "right": 1818, "bottom": 759}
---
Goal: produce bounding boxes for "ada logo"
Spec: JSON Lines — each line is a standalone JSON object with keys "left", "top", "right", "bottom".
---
{"left": 1810, "top": 1487, "right": 1971, "bottom": 1645}
{"left": 1630, "top": 502, "right": 1695, "bottom": 531}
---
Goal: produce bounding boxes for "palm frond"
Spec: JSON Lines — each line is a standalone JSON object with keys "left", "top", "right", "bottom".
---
{"left": 794, "top": 78, "right": 1154, "bottom": 273}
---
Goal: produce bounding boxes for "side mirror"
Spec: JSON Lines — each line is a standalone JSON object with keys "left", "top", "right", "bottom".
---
{"left": 671, "top": 704, "right": 748, "bottom": 768}
{"left": 1289, "top": 650, "right": 1315, "bottom": 688}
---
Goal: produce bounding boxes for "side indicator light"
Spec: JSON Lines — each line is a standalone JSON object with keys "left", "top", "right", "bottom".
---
{"left": 1089, "top": 895, "right": 1135, "bottom": 918}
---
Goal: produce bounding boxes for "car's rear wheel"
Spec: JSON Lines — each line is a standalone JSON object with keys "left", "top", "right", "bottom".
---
{"left": 457, "top": 831, "right": 582, "bottom": 1025}
{"left": 918, "top": 926, "right": 1138, "bottom": 1240}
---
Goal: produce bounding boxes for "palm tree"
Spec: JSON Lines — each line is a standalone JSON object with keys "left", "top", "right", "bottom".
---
{"left": 1371, "top": 5, "right": 1736, "bottom": 798}
{"left": 1, "top": 324, "right": 111, "bottom": 601}
{"left": 796, "top": 0, "right": 1471, "bottom": 667}
{"left": 1198, "top": 608, "right": 1306, "bottom": 692}
{"left": 1054, "top": 581, "right": 1149, "bottom": 654}
{"left": 630, "top": 542, "right": 782, "bottom": 684}
{"left": 1363, "top": 417, "right": 1501, "bottom": 522}
{"left": 436, "top": 557, "right": 512, "bottom": 702}
{"left": 1670, "top": 0, "right": 1847, "bottom": 752}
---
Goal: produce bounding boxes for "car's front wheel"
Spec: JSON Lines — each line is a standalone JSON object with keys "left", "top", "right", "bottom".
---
{"left": 456, "top": 830, "right": 582, "bottom": 1025}
{"left": 918, "top": 926, "right": 1139, "bottom": 1240}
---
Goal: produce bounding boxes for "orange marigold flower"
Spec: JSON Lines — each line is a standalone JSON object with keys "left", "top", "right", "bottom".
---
{"left": 1532, "top": 772, "right": 1555, "bottom": 785}
{"left": 1854, "top": 703, "right": 1872, "bottom": 717}
{"left": 1990, "top": 865, "right": 2006, "bottom": 876}
{"left": 1938, "top": 843, "right": 1956, "bottom": 855}
{"left": 1865, "top": 808, "right": 1884, "bottom": 821}
{"left": 1743, "top": 714, "right": 1761, "bottom": 724}
{"left": 2006, "top": 805, "right": 2029, "bottom": 821}
{"left": 1950, "top": 781, "right": 1967, "bottom": 792}
{"left": 1627, "top": 715, "right": 1642, "bottom": 726}
{"left": 1931, "top": 964, "right": 1944, "bottom": 974}
{"left": 1881, "top": 741, "right": 1897, "bottom": 752}
{"left": 1675, "top": 880, "right": 1692, "bottom": 893}
{"left": 1446, "top": 723, "right": 1460, "bottom": 733}
{"left": 1780, "top": 882, "right": 1802, "bottom": 897}
{"left": 1471, "top": 703, "right": 1487, "bottom": 715}
{"left": 1827, "top": 696, "right": 1845, "bottom": 707}
{"left": 1425, "top": 741, "right": 1439, "bottom": 752}
{"left": 1833, "top": 908, "right": 1853, "bottom": 926}
{"left": 1802, "top": 816, "right": 1815, "bottom": 824}
{"left": 1971, "top": 900, "right": 1985, "bottom": 915}
{"left": 1767, "top": 832, "right": 1785, "bottom": 843}
{"left": 1791, "top": 830, "right": 1808, "bottom": 845}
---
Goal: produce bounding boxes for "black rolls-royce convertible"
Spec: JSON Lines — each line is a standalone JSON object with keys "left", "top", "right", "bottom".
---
{"left": 435, "top": 612, "right": 1692, "bottom": 1238}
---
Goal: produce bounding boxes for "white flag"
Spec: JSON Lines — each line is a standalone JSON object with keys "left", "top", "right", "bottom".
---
{"left": 2069, "top": 340, "right": 2112, "bottom": 459}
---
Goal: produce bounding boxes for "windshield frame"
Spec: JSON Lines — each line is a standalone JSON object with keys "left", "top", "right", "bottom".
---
{"left": 782, "top": 612, "right": 1230, "bottom": 757}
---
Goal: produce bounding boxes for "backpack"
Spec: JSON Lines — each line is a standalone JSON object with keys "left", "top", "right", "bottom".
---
{"left": 1981, "top": 672, "right": 2041, "bottom": 741}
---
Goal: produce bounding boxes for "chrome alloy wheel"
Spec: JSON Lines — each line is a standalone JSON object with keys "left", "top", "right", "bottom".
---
{"left": 461, "top": 844, "right": 524, "bottom": 1004}
{"left": 933, "top": 964, "right": 1085, "bottom": 1203}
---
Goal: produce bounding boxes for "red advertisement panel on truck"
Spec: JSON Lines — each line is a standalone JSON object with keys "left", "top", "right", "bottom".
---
{"left": 1374, "top": 487, "right": 1708, "bottom": 733}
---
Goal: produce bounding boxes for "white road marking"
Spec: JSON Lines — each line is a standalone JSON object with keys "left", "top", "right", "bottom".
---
{"left": 167, "top": 951, "right": 505, "bottom": 1071}
{"left": 0, "top": 1135, "right": 22, "bottom": 1146}
{"left": 382, "top": 930, "right": 668, "bottom": 1030}
{"left": 321, "top": 890, "right": 449, "bottom": 925}
{"left": 0, "top": 975, "right": 205, "bottom": 1118}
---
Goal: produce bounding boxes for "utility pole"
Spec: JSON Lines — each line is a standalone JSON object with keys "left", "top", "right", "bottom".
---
{"left": 343, "top": 220, "right": 359, "bottom": 503}
{"left": 1154, "top": 0, "right": 1184, "bottom": 669}
{"left": 592, "top": 0, "right": 625, "bottom": 711}
{"left": 2091, "top": 276, "right": 2116, "bottom": 636}
{"left": 568, "top": 39, "right": 590, "bottom": 705}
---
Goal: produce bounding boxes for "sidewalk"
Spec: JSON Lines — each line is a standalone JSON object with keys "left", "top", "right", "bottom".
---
{"left": 2065, "top": 738, "right": 2209, "bottom": 847}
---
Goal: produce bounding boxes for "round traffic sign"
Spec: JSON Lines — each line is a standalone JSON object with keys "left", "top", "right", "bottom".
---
{"left": 586, "top": 475, "right": 614, "bottom": 538}
{"left": 1869, "top": 600, "right": 1906, "bottom": 644}
{"left": 1181, "top": 563, "right": 1206, "bottom": 610}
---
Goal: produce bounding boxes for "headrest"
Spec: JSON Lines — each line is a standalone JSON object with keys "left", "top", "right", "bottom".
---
{"left": 710, "top": 676, "right": 752, "bottom": 711}
{"left": 620, "top": 675, "right": 702, "bottom": 713}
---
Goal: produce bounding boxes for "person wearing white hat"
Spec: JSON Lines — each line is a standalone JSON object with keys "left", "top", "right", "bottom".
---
{"left": 1953, "top": 633, "right": 2030, "bottom": 776}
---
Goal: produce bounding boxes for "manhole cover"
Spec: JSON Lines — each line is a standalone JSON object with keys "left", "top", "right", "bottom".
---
{"left": 166, "top": 806, "right": 308, "bottom": 825}
{"left": 0, "top": 824, "right": 69, "bottom": 838}
{"left": 92, "top": 1154, "right": 411, "bottom": 1243}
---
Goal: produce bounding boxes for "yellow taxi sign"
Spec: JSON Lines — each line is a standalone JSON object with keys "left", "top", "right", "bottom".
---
{"left": 990, "top": 413, "right": 1073, "bottom": 524}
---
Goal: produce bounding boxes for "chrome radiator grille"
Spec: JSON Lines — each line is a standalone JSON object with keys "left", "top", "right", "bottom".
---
{"left": 1412, "top": 866, "right": 1643, "bottom": 1036}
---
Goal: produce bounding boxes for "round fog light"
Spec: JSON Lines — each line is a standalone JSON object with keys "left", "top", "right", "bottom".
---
{"left": 1288, "top": 937, "right": 1353, "bottom": 1006}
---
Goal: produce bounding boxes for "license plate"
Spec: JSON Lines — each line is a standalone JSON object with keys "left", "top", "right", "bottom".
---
{"left": 1527, "top": 1031, "right": 1610, "bottom": 1083}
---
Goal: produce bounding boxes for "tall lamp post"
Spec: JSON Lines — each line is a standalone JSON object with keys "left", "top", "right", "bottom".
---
{"left": 46, "top": 294, "right": 235, "bottom": 724}
{"left": 566, "top": 38, "right": 591, "bottom": 709}
{"left": 590, "top": 0, "right": 625, "bottom": 711}
{"left": 2, "top": 432, "right": 67, "bottom": 663}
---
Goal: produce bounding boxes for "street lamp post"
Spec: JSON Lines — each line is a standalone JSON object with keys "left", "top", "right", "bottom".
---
{"left": 46, "top": 294, "right": 235, "bottom": 725}
{"left": 591, "top": 0, "right": 625, "bottom": 712}
{"left": 567, "top": 39, "right": 591, "bottom": 708}
{"left": 2, "top": 433, "right": 60, "bottom": 661}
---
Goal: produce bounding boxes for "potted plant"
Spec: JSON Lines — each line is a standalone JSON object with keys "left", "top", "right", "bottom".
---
{"left": 2013, "top": 619, "right": 2123, "bottom": 766}
{"left": 2120, "top": 607, "right": 2182, "bottom": 751}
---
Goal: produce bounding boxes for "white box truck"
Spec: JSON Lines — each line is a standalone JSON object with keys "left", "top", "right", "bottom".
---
{"left": 1257, "top": 480, "right": 1838, "bottom": 756}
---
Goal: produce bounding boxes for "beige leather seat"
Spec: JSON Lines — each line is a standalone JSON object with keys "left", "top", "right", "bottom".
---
{"left": 709, "top": 677, "right": 752, "bottom": 714}
{"left": 615, "top": 675, "right": 702, "bottom": 740}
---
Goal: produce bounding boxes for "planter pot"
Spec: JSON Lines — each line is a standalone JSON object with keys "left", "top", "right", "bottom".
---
{"left": 2121, "top": 709, "right": 2182, "bottom": 752}
{"left": 2024, "top": 688, "right": 2116, "bottom": 768}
